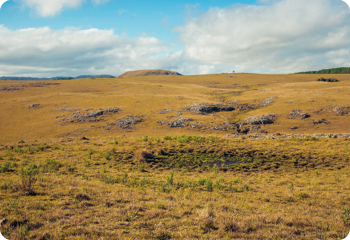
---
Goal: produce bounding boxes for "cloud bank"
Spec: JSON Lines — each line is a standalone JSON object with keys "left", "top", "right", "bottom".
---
{"left": 2, "top": 0, "right": 350, "bottom": 76}
{"left": 0, "top": 0, "right": 7, "bottom": 7}
{"left": 0, "top": 25, "right": 178, "bottom": 77}
{"left": 19, "top": 0, "right": 109, "bottom": 17}
{"left": 178, "top": 0, "right": 350, "bottom": 73}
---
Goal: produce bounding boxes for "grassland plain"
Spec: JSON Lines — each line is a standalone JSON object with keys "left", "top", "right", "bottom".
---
{"left": 0, "top": 73, "right": 350, "bottom": 239}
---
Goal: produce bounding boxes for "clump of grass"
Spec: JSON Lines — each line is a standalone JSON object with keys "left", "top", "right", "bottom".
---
{"left": 42, "top": 159, "right": 62, "bottom": 172}
{"left": 134, "top": 148, "right": 152, "bottom": 162}
{"left": 166, "top": 171, "right": 174, "bottom": 185}
{"left": 205, "top": 178, "right": 213, "bottom": 192}
{"left": 298, "top": 192, "right": 310, "bottom": 199}
{"left": 0, "top": 161, "right": 14, "bottom": 173}
{"left": 154, "top": 148, "right": 166, "bottom": 156}
{"left": 15, "top": 164, "right": 40, "bottom": 195}
{"left": 343, "top": 206, "right": 350, "bottom": 225}
{"left": 37, "top": 144, "right": 47, "bottom": 151}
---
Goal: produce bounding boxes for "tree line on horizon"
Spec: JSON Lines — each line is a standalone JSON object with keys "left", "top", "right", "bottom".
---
{"left": 295, "top": 67, "right": 350, "bottom": 74}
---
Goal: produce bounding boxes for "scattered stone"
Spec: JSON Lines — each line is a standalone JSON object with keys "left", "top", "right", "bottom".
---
{"left": 183, "top": 103, "right": 235, "bottom": 114}
{"left": 0, "top": 218, "right": 6, "bottom": 227}
{"left": 117, "top": 116, "right": 144, "bottom": 129}
{"left": 289, "top": 109, "right": 310, "bottom": 120}
{"left": 261, "top": 97, "right": 277, "bottom": 108}
{"left": 62, "top": 107, "right": 120, "bottom": 122}
{"left": 300, "top": 113, "right": 310, "bottom": 120}
{"left": 333, "top": 106, "right": 349, "bottom": 116}
{"left": 286, "top": 101, "right": 295, "bottom": 103}
{"left": 168, "top": 120, "right": 186, "bottom": 128}
{"left": 155, "top": 222, "right": 165, "bottom": 227}
{"left": 258, "top": 88, "right": 272, "bottom": 92}
{"left": 212, "top": 126, "right": 220, "bottom": 130}
{"left": 253, "top": 99, "right": 261, "bottom": 103}
{"left": 89, "top": 118, "right": 103, "bottom": 122}
{"left": 250, "top": 126, "right": 261, "bottom": 133}
{"left": 161, "top": 109, "right": 173, "bottom": 114}
{"left": 229, "top": 100, "right": 240, "bottom": 103}
{"left": 235, "top": 103, "right": 256, "bottom": 111}
{"left": 157, "top": 120, "right": 167, "bottom": 125}
{"left": 241, "top": 114, "right": 276, "bottom": 127}
{"left": 0, "top": 86, "right": 19, "bottom": 91}
{"left": 56, "top": 115, "right": 65, "bottom": 119}
{"left": 313, "top": 119, "right": 328, "bottom": 125}
{"left": 25, "top": 104, "right": 40, "bottom": 108}
{"left": 290, "top": 126, "right": 298, "bottom": 130}
{"left": 81, "top": 137, "right": 89, "bottom": 140}
{"left": 317, "top": 77, "right": 338, "bottom": 82}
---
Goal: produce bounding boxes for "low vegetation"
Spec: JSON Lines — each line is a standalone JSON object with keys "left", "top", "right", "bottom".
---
{"left": 0, "top": 135, "right": 349, "bottom": 239}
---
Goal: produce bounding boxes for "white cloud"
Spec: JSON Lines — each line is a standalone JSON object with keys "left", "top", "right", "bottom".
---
{"left": 0, "top": 25, "right": 180, "bottom": 77}
{"left": 19, "top": 0, "right": 108, "bottom": 17}
{"left": 177, "top": 0, "right": 350, "bottom": 73}
{"left": 0, "top": 0, "right": 7, "bottom": 7}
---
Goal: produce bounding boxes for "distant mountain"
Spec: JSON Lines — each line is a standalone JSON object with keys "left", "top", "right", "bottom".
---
{"left": 0, "top": 74, "right": 115, "bottom": 80}
{"left": 295, "top": 67, "right": 350, "bottom": 74}
{"left": 118, "top": 69, "right": 182, "bottom": 78}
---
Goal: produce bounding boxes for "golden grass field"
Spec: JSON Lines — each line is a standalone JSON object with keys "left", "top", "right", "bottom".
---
{"left": 0, "top": 73, "right": 350, "bottom": 239}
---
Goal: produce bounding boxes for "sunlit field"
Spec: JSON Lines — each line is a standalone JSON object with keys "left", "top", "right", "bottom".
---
{"left": 1, "top": 73, "right": 350, "bottom": 239}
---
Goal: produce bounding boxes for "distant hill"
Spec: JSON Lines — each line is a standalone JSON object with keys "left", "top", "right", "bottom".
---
{"left": 118, "top": 69, "right": 182, "bottom": 78}
{"left": 295, "top": 67, "right": 350, "bottom": 74}
{"left": 0, "top": 74, "right": 115, "bottom": 81}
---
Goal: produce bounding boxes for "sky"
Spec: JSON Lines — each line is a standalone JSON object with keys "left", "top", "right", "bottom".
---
{"left": 0, "top": 0, "right": 349, "bottom": 77}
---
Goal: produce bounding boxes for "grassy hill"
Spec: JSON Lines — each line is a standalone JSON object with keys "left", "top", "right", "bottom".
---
{"left": 295, "top": 67, "right": 350, "bottom": 74}
{"left": 118, "top": 69, "right": 182, "bottom": 78}
{"left": 0, "top": 73, "right": 350, "bottom": 239}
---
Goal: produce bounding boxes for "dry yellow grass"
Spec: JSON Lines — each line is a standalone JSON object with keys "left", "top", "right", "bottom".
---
{"left": 1, "top": 73, "right": 350, "bottom": 144}
{"left": 1, "top": 73, "right": 350, "bottom": 239}
{"left": 0, "top": 136, "right": 349, "bottom": 239}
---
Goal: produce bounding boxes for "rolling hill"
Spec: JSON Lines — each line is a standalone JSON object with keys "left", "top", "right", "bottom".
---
{"left": 118, "top": 69, "right": 182, "bottom": 78}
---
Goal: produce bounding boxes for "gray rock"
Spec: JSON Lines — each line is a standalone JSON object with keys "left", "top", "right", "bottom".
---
{"left": 89, "top": 118, "right": 103, "bottom": 122}
{"left": 168, "top": 120, "right": 186, "bottom": 128}
{"left": 0, "top": 86, "right": 19, "bottom": 91}
{"left": 289, "top": 109, "right": 310, "bottom": 120}
{"left": 25, "top": 104, "right": 40, "bottom": 108}
{"left": 161, "top": 109, "right": 173, "bottom": 114}
{"left": 183, "top": 103, "right": 235, "bottom": 114}
{"left": 117, "top": 116, "right": 144, "bottom": 129}
{"left": 157, "top": 120, "right": 167, "bottom": 125}
{"left": 261, "top": 97, "right": 277, "bottom": 108}
{"left": 242, "top": 114, "right": 276, "bottom": 127}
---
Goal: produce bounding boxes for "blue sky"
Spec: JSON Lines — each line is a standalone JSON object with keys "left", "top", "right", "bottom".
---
{"left": 0, "top": 0, "right": 349, "bottom": 77}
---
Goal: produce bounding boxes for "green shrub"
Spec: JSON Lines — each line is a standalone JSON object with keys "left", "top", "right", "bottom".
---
{"left": 166, "top": 171, "right": 174, "bottom": 185}
{"left": 18, "top": 164, "right": 40, "bottom": 195}
{"left": 37, "top": 144, "right": 47, "bottom": 151}
{"left": 0, "top": 161, "right": 12, "bottom": 173}
{"left": 163, "top": 135, "right": 172, "bottom": 140}
{"left": 104, "top": 152, "right": 111, "bottom": 160}
{"left": 42, "top": 159, "right": 62, "bottom": 172}
{"left": 205, "top": 178, "right": 213, "bottom": 192}
{"left": 198, "top": 178, "right": 206, "bottom": 186}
